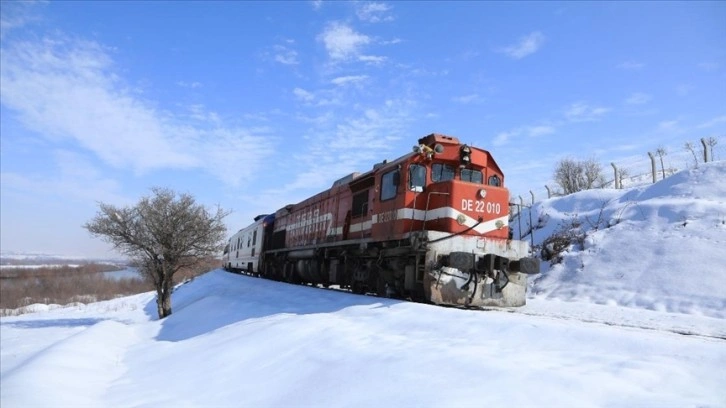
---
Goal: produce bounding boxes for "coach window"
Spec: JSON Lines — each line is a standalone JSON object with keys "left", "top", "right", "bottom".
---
{"left": 380, "top": 170, "right": 398, "bottom": 201}
{"left": 409, "top": 164, "right": 426, "bottom": 192}
{"left": 488, "top": 175, "right": 501, "bottom": 186}
{"left": 253, "top": 230, "right": 257, "bottom": 246}
{"left": 432, "top": 163, "right": 455, "bottom": 182}
{"left": 461, "top": 168, "right": 483, "bottom": 184}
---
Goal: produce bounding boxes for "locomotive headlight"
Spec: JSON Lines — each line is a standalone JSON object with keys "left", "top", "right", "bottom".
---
{"left": 456, "top": 214, "right": 467, "bottom": 225}
{"left": 459, "top": 145, "right": 471, "bottom": 168}
{"left": 478, "top": 189, "right": 487, "bottom": 199}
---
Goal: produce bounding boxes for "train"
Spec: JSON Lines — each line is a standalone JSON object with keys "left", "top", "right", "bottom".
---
{"left": 223, "top": 133, "right": 540, "bottom": 307}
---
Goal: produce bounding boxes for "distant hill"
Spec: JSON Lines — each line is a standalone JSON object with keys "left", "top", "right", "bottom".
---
{"left": 0, "top": 252, "right": 127, "bottom": 266}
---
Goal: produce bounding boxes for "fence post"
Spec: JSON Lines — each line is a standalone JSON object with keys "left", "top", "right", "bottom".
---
{"left": 545, "top": 185, "right": 552, "bottom": 198}
{"left": 701, "top": 137, "right": 709, "bottom": 162}
{"left": 610, "top": 162, "right": 619, "bottom": 189}
{"left": 519, "top": 195, "right": 524, "bottom": 207}
{"left": 530, "top": 190, "right": 535, "bottom": 205}
{"left": 647, "top": 152, "right": 657, "bottom": 183}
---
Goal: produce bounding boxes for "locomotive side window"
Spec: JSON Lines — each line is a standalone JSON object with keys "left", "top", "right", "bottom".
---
{"left": 460, "top": 168, "right": 483, "bottom": 184}
{"left": 488, "top": 175, "right": 501, "bottom": 186}
{"left": 432, "top": 163, "right": 455, "bottom": 182}
{"left": 380, "top": 170, "right": 398, "bottom": 201}
{"left": 352, "top": 190, "right": 369, "bottom": 217}
{"left": 409, "top": 164, "right": 426, "bottom": 191}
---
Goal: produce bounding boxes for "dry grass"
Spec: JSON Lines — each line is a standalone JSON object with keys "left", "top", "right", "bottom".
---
{"left": 0, "top": 264, "right": 153, "bottom": 316}
{"left": 175, "top": 257, "right": 223, "bottom": 283}
{"left": 0, "top": 258, "right": 223, "bottom": 316}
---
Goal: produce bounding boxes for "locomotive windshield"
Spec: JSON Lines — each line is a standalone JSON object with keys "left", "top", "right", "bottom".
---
{"left": 409, "top": 164, "right": 426, "bottom": 191}
{"left": 460, "top": 168, "right": 483, "bottom": 184}
{"left": 432, "top": 163, "right": 455, "bottom": 182}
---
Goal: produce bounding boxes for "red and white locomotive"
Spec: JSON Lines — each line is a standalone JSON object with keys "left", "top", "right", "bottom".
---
{"left": 224, "top": 133, "right": 539, "bottom": 307}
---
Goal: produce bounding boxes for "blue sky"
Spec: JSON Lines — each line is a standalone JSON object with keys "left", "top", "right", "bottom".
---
{"left": 1, "top": 1, "right": 725, "bottom": 258}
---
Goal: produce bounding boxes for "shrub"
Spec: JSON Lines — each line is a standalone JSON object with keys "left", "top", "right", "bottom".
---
{"left": 553, "top": 157, "right": 605, "bottom": 194}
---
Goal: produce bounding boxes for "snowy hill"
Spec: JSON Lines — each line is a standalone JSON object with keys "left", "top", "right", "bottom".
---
{"left": 2, "top": 163, "right": 726, "bottom": 407}
{"left": 515, "top": 161, "right": 726, "bottom": 319}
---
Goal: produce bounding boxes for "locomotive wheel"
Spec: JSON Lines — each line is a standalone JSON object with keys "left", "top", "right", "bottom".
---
{"left": 351, "top": 281, "right": 365, "bottom": 295}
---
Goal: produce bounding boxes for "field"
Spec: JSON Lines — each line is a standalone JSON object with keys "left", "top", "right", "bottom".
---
{"left": 0, "top": 258, "right": 220, "bottom": 316}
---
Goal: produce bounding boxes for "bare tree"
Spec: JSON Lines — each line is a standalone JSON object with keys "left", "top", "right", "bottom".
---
{"left": 655, "top": 147, "right": 667, "bottom": 179}
{"left": 706, "top": 137, "right": 718, "bottom": 161}
{"left": 618, "top": 167, "right": 630, "bottom": 188}
{"left": 684, "top": 142, "right": 699, "bottom": 168}
{"left": 553, "top": 157, "right": 605, "bottom": 194}
{"left": 84, "top": 187, "right": 229, "bottom": 318}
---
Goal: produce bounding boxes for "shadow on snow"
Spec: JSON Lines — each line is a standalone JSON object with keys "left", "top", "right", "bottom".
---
{"left": 145, "top": 269, "right": 401, "bottom": 342}
{"left": 1, "top": 317, "right": 106, "bottom": 329}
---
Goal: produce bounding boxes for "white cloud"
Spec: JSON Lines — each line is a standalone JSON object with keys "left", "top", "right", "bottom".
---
{"left": 177, "top": 80, "right": 202, "bottom": 89}
{"left": 0, "top": 1, "right": 42, "bottom": 36}
{"left": 698, "top": 62, "right": 719, "bottom": 72}
{"left": 493, "top": 131, "right": 513, "bottom": 147}
{"left": 658, "top": 120, "right": 680, "bottom": 132}
{"left": 564, "top": 102, "right": 611, "bottom": 122}
{"left": 186, "top": 104, "right": 221, "bottom": 123}
{"left": 0, "top": 35, "right": 274, "bottom": 187}
{"left": 625, "top": 92, "right": 652, "bottom": 105}
{"left": 356, "top": 2, "right": 394, "bottom": 23}
{"left": 311, "top": 0, "right": 323, "bottom": 10}
{"left": 358, "top": 55, "right": 386, "bottom": 65}
{"left": 527, "top": 125, "right": 555, "bottom": 137}
{"left": 492, "top": 125, "right": 555, "bottom": 147}
{"left": 697, "top": 115, "right": 726, "bottom": 129}
{"left": 380, "top": 38, "right": 402, "bottom": 45}
{"left": 1, "top": 150, "right": 129, "bottom": 205}
{"left": 270, "top": 98, "right": 416, "bottom": 195}
{"left": 273, "top": 44, "right": 299, "bottom": 65}
{"left": 331, "top": 75, "right": 368, "bottom": 86}
{"left": 293, "top": 87, "right": 315, "bottom": 102}
{"left": 317, "top": 22, "right": 370, "bottom": 62}
{"left": 500, "top": 32, "right": 545, "bottom": 59}
{"left": 451, "top": 94, "right": 479, "bottom": 104}
{"left": 617, "top": 61, "right": 645, "bottom": 70}
{"left": 676, "top": 84, "right": 694, "bottom": 96}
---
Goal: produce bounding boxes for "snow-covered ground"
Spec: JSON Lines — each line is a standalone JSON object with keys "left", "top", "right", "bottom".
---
{"left": 1, "top": 162, "right": 725, "bottom": 407}
{"left": 516, "top": 161, "right": 726, "bottom": 320}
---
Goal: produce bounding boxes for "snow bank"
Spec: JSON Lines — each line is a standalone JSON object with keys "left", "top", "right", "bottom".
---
{"left": 516, "top": 162, "right": 726, "bottom": 318}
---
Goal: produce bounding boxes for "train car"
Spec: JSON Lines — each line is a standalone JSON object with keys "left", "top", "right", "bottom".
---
{"left": 224, "top": 214, "right": 275, "bottom": 274}
{"left": 232, "top": 133, "right": 539, "bottom": 307}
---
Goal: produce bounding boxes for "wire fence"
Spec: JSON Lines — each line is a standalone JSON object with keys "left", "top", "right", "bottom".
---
{"left": 511, "top": 137, "right": 724, "bottom": 207}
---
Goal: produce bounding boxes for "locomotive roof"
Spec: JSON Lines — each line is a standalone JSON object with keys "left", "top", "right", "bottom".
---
{"left": 281, "top": 133, "right": 502, "bottom": 214}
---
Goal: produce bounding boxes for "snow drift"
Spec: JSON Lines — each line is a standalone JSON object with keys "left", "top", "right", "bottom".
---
{"left": 516, "top": 161, "right": 726, "bottom": 318}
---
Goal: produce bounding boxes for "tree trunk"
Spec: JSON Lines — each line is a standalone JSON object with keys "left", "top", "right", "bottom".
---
{"left": 155, "top": 277, "right": 174, "bottom": 319}
{"left": 162, "top": 275, "right": 173, "bottom": 318}
{"left": 156, "top": 287, "right": 164, "bottom": 319}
